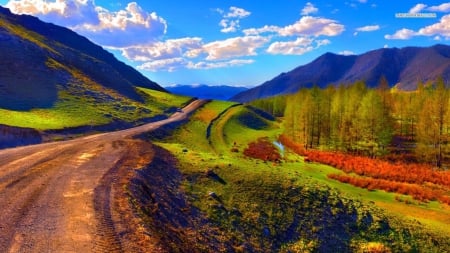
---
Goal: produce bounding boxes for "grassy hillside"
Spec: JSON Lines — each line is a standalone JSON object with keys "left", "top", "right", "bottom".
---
{"left": 0, "top": 6, "right": 181, "bottom": 131}
{"left": 0, "top": 87, "right": 191, "bottom": 130}
{"left": 151, "top": 101, "right": 450, "bottom": 252}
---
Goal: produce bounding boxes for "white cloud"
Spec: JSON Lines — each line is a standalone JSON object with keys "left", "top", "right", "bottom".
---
{"left": 5, "top": 0, "right": 167, "bottom": 47}
{"left": 137, "top": 57, "right": 254, "bottom": 72}
{"left": 338, "top": 50, "right": 355, "bottom": 55}
{"left": 187, "top": 59, "right": 254, "bottom": 70}
{"left": 267, "top": 37, "right": 330, "bottom": 55}
{"left": 219, "top": 19, "right": 240, "bottom": 33}
{"left": 243, "top": 16, "right": 344, "bottom": 37}
{"left": 6, "top": 0, "right": 99, "bottom": 26}
{"left": 434, "top": 35, "right": 442, "bottom": 40}
{"left": 137, "top": 57, "right": 186, "bottom": 72}
{"left": 219, "top": 6, "right": 250, "bottom": 33}
{"left": 409, "top": 3, "right": 427, "bottom": 14}
{"left": 384, "top": 44, "right": 389, "bottom": 48}
{"left": 358, "top": 0, "right": 368, "bottom": 3}
{"left": 279, "top": 16, "right": 345, "bottom": 37}
{"left": 385, "top": 14, "right": 450, "bottom": 40}
{"left": 301, "top": 2, "right": 318, "bottom": 16}
{"left": 114, "top": 37, "right": 203, "bottom": 62}
{"left": 417, "top": 14, "right": 450, "bottom": 37}
{"left": 384, "top": 28, "right": 416, "bottom": 40}
{"left": 243, "top": 25, "right": 280, "bottom": 36}
{"left": 224, "top": 6, "right": 251, "bottom": 18}
{"left": 356, "top": 25, "right": 380, "bottom": 32}
{"left": 427, "top": 3, "right": 450, "bottom": 12}
{"left": 202, "top": 36, "right": 269, "bottom": 60}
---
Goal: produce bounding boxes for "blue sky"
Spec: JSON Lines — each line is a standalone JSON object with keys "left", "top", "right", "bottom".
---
{"left": 1, "top": 1, "right": 449, "bottom": 87}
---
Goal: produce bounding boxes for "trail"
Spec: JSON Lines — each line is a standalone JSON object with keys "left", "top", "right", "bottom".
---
{"left": 0, "top": 99, "right": 207, "bottom": 252}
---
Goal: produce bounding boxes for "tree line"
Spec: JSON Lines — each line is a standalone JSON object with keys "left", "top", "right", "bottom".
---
{"left": 250, "top": 77, "right": 450, "bottom": 168}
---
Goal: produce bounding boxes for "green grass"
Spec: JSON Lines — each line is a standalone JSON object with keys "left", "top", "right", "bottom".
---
{"left": 154, "top": 101, "right": 450, "bottom": 252}
{"left": 0, "top": 84, "right": 191, "bottom": 130}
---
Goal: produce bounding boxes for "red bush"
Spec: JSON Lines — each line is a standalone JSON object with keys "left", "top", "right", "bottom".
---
{"left": 243, "top": 138, "right": 281, "bottom": 162}
{"left": 280, "top": 135, "right": 450, "bottom": 205}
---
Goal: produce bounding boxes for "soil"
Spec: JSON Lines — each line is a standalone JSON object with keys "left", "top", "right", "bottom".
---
{"left": 0, "top": 100, "right": 206, "bottom": 252}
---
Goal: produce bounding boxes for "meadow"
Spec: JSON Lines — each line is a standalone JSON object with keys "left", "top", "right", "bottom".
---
{"left": 154, "top": 101, "right": 450, "bottom": 252}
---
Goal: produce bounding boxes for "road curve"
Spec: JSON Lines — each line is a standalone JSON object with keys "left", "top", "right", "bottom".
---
{"left": 0, "top": 99, "right": 207, "bottom": 252}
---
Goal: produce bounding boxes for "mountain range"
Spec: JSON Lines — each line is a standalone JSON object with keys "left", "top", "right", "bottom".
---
{"left": 232, "top": 44, "right": 450, "bottom": 102}
{"left": 166, "top": 84, "right": 248, "bottom": 100}
{"left": 0, "top": 6, "right": 164, "bottom": 111}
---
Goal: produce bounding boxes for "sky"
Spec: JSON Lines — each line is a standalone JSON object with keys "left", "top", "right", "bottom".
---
{"left": 1, "top": 1, "right": 449, "bottom": 87}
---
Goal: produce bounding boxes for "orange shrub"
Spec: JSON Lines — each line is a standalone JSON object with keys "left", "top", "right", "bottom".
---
{"left": 243, "top": 138, "right": 281, "bottom": 162}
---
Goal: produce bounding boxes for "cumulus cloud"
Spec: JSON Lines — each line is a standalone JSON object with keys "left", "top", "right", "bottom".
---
{"left": 409, "top": 3, "right": 427, "bottom": 14}
{"left": 408, "top": 3, "right": 450, "bottom": 14}
{"left": 384, "top": 28, "right": 416, "bottom": 40}
{"left": 137, "top": 57, "right": 186, "bottom": 72}
{"left": 418, "top": 14, "right": 450, "bottom": 37}
{"left": 6, "top": 0, "right": 99, "bottom": 26}
{"left": 202, "top": 36, "right": 269, "bottom": 60}
{"left": 219, "top": 6, "right": 250, "bottom": 33}
{"left": 267, "top": 37, "right": 330, "bottom": 55}
{"left": 219, "top": 19, "right": 240, "bottom": 33}
{"left": 114, "top": 37, "right": 203, "bottom": 62}
{"left": 119, "top": 35, "right": 266, "bottom": 71}
{"left": 385, "top": 14, "right": 450, "bottom": 40}
{"left": 427, "top": 3, "right": 450, "bottom": 12}
{"left": 224, "top": 6, "right": 251, "bottom": 18}
{"left": 301, "top": 2, "right": 318, "bottom": 16}
{"left": 6, "top": 0, "right": 167, "bottom": 47}
{"left": 244, "top": 16, "right": 344, "bottom": 37}
{"left": 356, "top": 25, "right": 380, "bottom": 32}
{"left": 243, "top": 25, "right": 280, "bottom": 36}
{"left": 279, "top": 16, "right": 345, "bottom": 37}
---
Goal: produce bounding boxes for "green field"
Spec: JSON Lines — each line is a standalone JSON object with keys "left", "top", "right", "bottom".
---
{"left": 0, "top": 86, "right": 191, "bottom": 130}
{"left": 155, "top": 101, "right": 450, "bottom": 252}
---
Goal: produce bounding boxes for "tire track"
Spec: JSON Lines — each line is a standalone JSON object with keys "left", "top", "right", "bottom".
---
{"left": 93, "top": 155, "right": 125, "bottom": 253}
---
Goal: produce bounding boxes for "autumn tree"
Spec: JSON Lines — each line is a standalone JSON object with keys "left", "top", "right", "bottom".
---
{"left": 416, "top": 77, "right": 449, "bottom": 167}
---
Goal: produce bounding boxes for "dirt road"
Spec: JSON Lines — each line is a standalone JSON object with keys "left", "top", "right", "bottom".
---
{"left": 0, "top": 99, "right": 207, "bottom": 252}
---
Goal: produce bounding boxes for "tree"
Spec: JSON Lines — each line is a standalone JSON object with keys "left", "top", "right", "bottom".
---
{"left": 416, "top": 77, "right": 448, "bottom": 167}
{"left": 357, "top": 90, "right": 393, "bottom": 157}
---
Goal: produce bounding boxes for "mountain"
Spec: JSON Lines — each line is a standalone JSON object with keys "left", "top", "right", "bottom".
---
{"left": 232, "top": 44, "right": 450, "bottom": 102}
{"left": 166, "top": 84, "right": 248, "bottom": 100}
{"left": 0, "top": 6, "right": 165, "bottom": 111}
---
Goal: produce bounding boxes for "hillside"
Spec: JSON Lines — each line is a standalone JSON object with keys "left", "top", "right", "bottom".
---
{"left": 0, "top": 6, "right": 164, "bottom": 111}
{"left": 139, "top": 101, "right": 450, "bottom": 252}
{"left": 0, "top": 6, "right": 194, "bottom": 148}
{"left": 232, "top": 44, "right": 450, "bottom": 102}
{"left": 166, "top": 84, "right": 248, "bottom": 101}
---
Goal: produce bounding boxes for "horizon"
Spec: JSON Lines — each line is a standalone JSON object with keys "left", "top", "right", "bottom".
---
{"left": 1, "top": 0, "right": 449, "bottom": 87}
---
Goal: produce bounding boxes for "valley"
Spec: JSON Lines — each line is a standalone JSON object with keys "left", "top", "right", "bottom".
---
{"left": 0, "top": 3, "right": 449, "bottom": 252}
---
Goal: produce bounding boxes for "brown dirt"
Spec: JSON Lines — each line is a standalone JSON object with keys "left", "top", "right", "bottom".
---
{"left": 0, "top": 100, "right": 207, "bottom": 252}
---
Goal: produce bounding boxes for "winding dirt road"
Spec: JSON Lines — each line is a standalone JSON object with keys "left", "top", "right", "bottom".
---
{"left": 0, "top": 99, "right": 207, "bottom": 252}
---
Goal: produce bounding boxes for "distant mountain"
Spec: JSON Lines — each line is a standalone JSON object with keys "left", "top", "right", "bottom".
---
{"left": 166, "top": 84, "right": 248, "bottom": 100}
{"left": 0, "top": 6, "right": 165, "bottom": 111}
{"left": 232, "top": 44, "right": 450, "bottom": 102}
